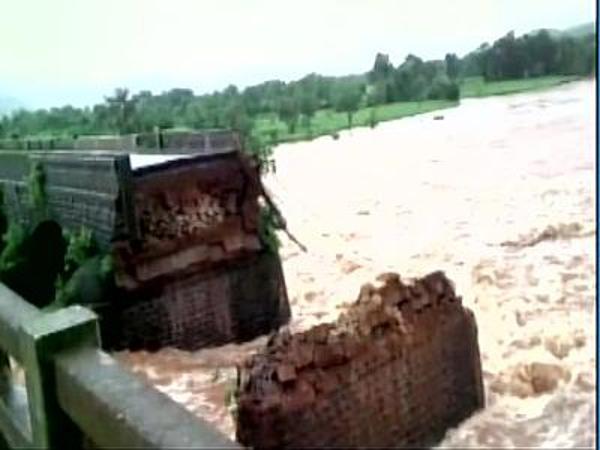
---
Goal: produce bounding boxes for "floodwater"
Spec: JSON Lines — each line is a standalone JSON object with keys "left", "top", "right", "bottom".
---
{"left": 118, "top": 79, "right": 596, "bottom": 448}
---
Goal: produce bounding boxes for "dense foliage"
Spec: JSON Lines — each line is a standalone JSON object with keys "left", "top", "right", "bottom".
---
{"left": 258, "top": 204, "right": 282, "bottom": 254}
{"left": 62, "top": 227, "right": 98, "bottom": 278}
{"left": 0, "top": 221, "right": 65, "bottom": 307}
{"left": 0, "top": 223, "right": 28, "bottom": 274}
{"left": 54, "top": 233, "right": 114, "bottom": 310}
{"left": 0, "top": 27, "right": 594, "bottom": 144}
{"left": 0, "top": 220, "right": 114, "bottom": 309}
{"left": 0, "top": 164, "right": 113, "bottom": 309}
{"left": 0, "top": 189, "right": 6, "bottom": 249}
{"left": 460, "top": 29, "right": 595, "bottom": 80}
{"left": 27, "top": 162, "right": 47, "bottom": 219}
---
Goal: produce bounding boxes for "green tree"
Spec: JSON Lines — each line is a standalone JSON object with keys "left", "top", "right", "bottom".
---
{"left": 391, "top": 55, "right": 430, "bottom": 102}
{"left": 105, "top": 88, "right": 137, "bottom": 134}
{"left": 184, "top": 101, "right": 209, "bottom": 129}
{"left": 369, "top": 52, "right": 394, "bottom": 83}
{"left": 224, "top": 99, "right": 253, "bottom": 137}
{"left": 368, "top": 107, "right": 379, "bottom": 128}
{"left": 298, "top": 91, "right": 319, "bottom": 129}
{"left": 333, "top": 83, "right": 363, "bottom": 128}
{"left": 444, "top": 53, "right": 460, "bottom": 80}
{"left": 277, "top": 97, "right": 300, "bottom": 134}
{"left": 428, "top": 74, "right": 460, "bottom": 101}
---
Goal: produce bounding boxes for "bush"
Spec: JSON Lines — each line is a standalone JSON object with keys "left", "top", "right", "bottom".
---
{"left": 428, "top": 75, "right": 461, "bottom": 101}
{"left": 54, "top": 227, "right": 109, "bottom": 308}
{"left": 63, "top": 227, "right": 98, "bottom": 277}
{"left": 27, "top": 162, "right": 47, "bottom": 213}
{"left": 258, "top": 205, "right": 281, "bottom": 254}
{"left": 54, "top": 254, "right": 114, "bottom": 309}
{"left": 0, "top": 189, "right": 6, "bottom": 253}
{"left": 1, "top": 221, "right": 67, "bottom": 307}
{"left": 369, "top": 109, "right": 379, "bottom": 128}
{"left": 0, "top": 223, "right": 28, "bottom": 274}
{"left": 445, "top": 82, "right": 460, "bottom": 101}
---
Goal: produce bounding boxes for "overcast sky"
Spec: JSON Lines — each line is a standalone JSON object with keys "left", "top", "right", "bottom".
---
{"left": 0, "top": 0, "right": 595, "bottom": 109}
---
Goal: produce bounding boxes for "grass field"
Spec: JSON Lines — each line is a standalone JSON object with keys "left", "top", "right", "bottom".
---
{"left": 460, "top": 75, "right": 580, "bottom": 98}
{"left": 255, "top": 75, "right": 581, "bottom": 146}
{"left": 254, "top": 99, "right": 458, "bottom": 145}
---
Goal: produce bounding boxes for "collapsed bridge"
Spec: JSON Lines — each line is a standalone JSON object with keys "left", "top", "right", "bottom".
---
{"left": 0, "top": 130, "right": 485, "bottom": 448}
{"left": 0, "top": 130, "right": 290, "bottom": 350}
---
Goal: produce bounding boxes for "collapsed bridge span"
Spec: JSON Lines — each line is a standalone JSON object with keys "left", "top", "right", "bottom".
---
{"left": 235, "top": 271, "right": 484, "bottom": 449}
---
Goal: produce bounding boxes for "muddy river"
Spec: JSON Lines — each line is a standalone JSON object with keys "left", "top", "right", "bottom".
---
{"left": 119, "top": 79, "right": 596, "bottom": 448}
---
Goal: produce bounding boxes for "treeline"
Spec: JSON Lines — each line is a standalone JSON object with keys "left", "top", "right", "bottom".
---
{"left": 460, "top": 29, "right": 596, "bottom": 80}
{"left": 0, "top": 26, "right": 594, "bottom": 143}
{"left": 367, "top": 53, "right": 460, "bottom": 105}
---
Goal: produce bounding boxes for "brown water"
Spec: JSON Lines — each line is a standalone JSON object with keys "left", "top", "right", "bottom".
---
{"left": 118, "top": 79, "right": 596, "bottom": 448}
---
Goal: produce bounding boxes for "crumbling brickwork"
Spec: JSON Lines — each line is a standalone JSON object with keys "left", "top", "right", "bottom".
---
{"left": 235, "top": 271, "right": 484, "bottom": 449}
{"left": 107, "top": 251, "right": 290, "bottom": 350}
{"left": 110, "top": 150, "right": 290, "bottom": 350}
{"left": 113, "top": 152, "right": 262, "bottom": 290}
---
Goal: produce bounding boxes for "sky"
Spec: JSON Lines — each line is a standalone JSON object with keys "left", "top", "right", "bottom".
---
{"left": 0, "top": 0, "right": 595, "bottom": 109}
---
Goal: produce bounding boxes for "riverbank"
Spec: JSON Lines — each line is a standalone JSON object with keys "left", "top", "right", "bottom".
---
{"left": 253, "top": 74, "right": 581, "bottom": 146}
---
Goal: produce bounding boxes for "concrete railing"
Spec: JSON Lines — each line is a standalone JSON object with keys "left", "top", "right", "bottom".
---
{"left": 0, "top": 283, "right": 239, "bottom": 449}
{"left": 0, "top": 130, "right": 240, "bottom": 155}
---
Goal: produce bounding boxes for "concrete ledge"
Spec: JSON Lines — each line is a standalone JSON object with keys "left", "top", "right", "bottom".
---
{"left": 0, "top": 284, "right": 40, "bottom": 361}
{"left": 0, "top": 287, "right": 239, "bottom": 449}
{"left": 55, "top": 346, "right": 239, "bottom": 449}
{"left": 3, "top": 130, "right": 241, "bottom": 154}
{"left": 0, "top": 382, "right": 32, "bottom": 448}
{"left": 20, "top": 306, "right": 99, "bottom": 447}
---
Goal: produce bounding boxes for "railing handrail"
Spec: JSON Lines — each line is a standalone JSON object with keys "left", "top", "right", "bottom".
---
{"left": 0, "top": 283, "right": 41, "bottom": 361}
{"left": 55, "top": 346, "right": 238, "bottom": 449}
{"left": 0, "top": 283, "right": 240, "bottom": 449}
